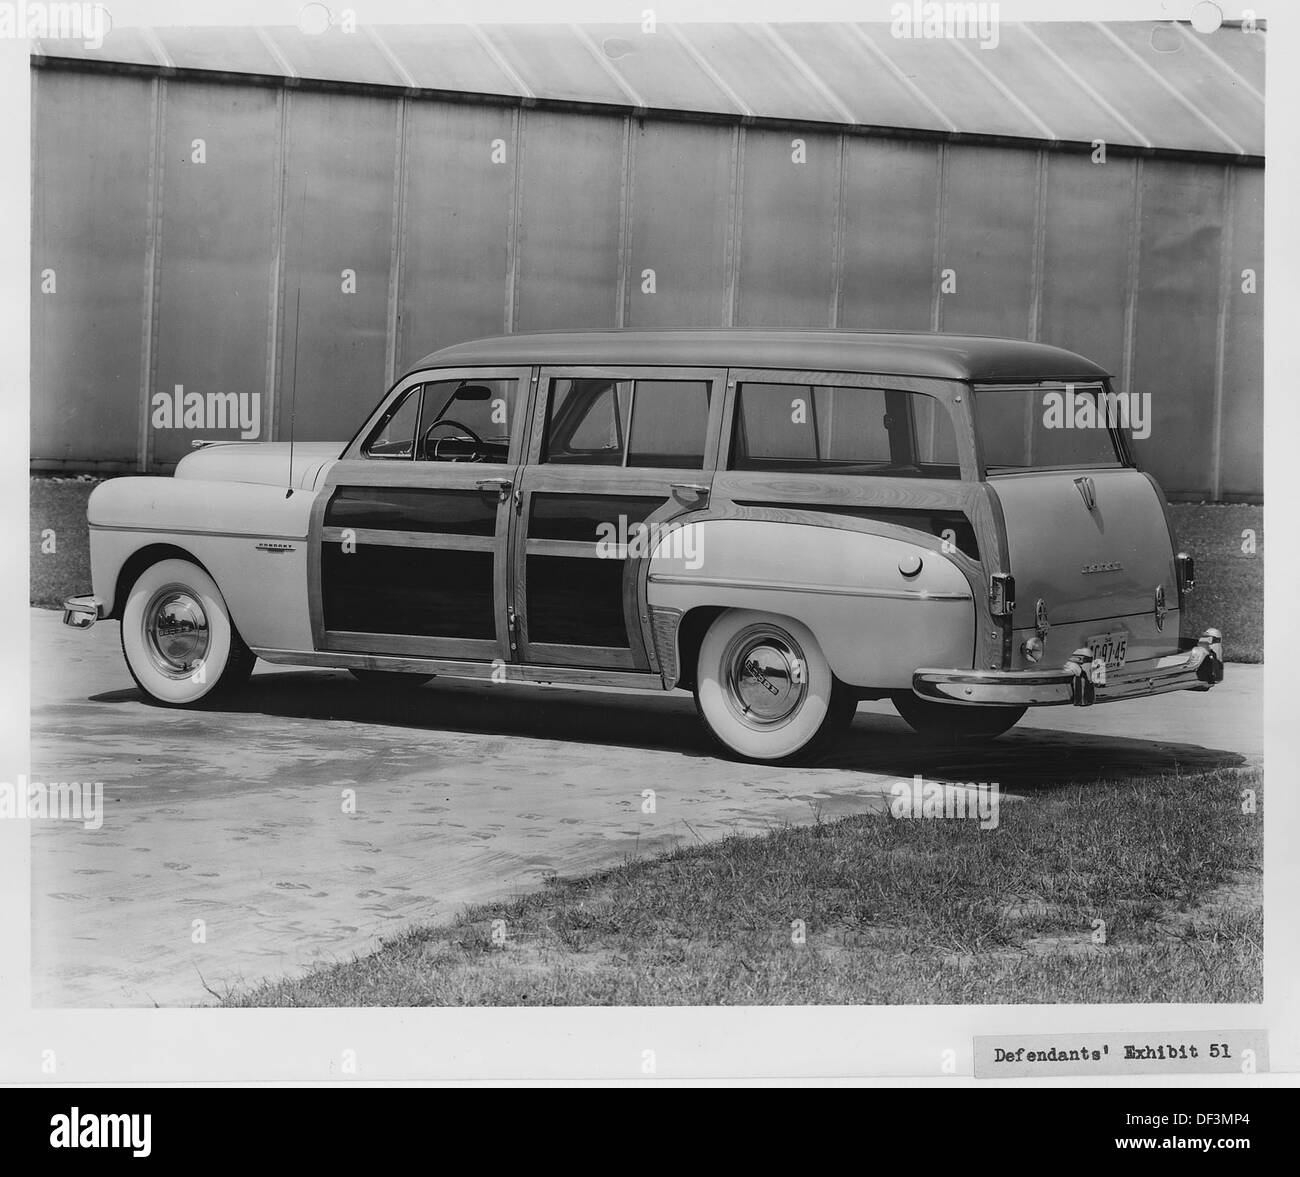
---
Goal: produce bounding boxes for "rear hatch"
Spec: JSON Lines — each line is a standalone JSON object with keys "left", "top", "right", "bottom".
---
{"left": 991, "top": 468, "right": 1174, "bottom": 624}
{"left": 975, "top": 384, "right": 1174, "bottom": 626}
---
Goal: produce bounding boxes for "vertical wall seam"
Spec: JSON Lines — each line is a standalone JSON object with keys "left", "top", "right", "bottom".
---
{"left": 139, "top": 77, "right": 167, "bottom": 472}
{"left": 1211, "top": 164, "right": 1236, "bottom": 501}
{"left": 505, "top": 106, "right": 524, "bottom": 333}
{"left": 1028, "top": 148, "right": 1049, "bottom": 341}
{"left": 1120, "top": 156, "right": 1143, "bottom": 399}
{"left": 725, "top": 124, "right": 745, "bottom": 327}
{"left": 930, "top": 141, "right": 946, "bottom": 333}
{"left": 264, "top": 87, "right": 290, "bottom": 442}
{"left": 615, "top": 115, "right": 634, "bottom": 328}
{"left": 829, "top": 132, "right": 847, "bottom": 328}
{"left": 384, "top": 96, "right": 409, "bottom": 383}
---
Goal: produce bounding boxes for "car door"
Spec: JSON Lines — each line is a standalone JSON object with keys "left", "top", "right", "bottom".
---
{"left": 512, "top": 366, "right": 725, "bottom": 670}
{"left": 309, "top": 366, "right": 531, "bottom": 663}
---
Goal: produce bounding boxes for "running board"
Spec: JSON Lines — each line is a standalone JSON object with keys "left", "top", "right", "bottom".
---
{"left": 250, "top": 647, "right": 665, "bottom": 691}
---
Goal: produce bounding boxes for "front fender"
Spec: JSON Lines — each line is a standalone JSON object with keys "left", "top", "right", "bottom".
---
{"left": 645, "top": 518, "right": 976, "bottom": 690}
{"left": 87, "top": 476, "right": 318, "bottom": 651}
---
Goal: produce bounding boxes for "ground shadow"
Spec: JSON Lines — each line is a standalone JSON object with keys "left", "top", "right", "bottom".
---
{"left": 86, "top": 667, "right": 1248, "bottom": 790}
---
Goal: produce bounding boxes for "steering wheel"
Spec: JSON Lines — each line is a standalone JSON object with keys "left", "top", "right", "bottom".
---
{"left": 422, "top": 418, "right": 487, "bottom": 460}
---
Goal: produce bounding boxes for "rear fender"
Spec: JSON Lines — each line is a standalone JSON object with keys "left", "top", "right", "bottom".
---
{"left": 645, "top": 517, "right": 976, "bottom": 690}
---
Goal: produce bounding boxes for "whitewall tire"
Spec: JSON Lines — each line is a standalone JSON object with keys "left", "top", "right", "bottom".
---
{"left": 120, "top": 558, "right": 255, "bottom": 706}
{"left": 694, "top": 609, "right": 856, "bottom": 763}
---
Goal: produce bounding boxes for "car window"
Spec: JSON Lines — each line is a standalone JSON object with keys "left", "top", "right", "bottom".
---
{"left": 543, "top": 377, "right": 711, "bottom": 468}
{"left": 417, "top": 377, "right": 515, "bottom": 462}
{"left": 730, "top": 382, "right": 959, "bottom": 479}
{"left": 976, "top": 385, "right": 1123, "bottom": 472}
{"left": 363, "top": 384, "right": 422, "bottom": 459}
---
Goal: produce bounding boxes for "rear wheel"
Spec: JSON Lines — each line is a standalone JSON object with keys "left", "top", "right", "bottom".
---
{"left": 120, "top": 558, "right": 255, "bottom": 706}
{"left": 694, "top": 609, "right": 857, "bottom": 763}
{"left": 349, "top": 669, "right": 433, "bottom": 689}
{"left": 892, "top": 692, "right": 1026, "bottom": 743}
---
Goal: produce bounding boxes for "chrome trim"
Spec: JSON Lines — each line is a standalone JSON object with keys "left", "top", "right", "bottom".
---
{"left": 61, "top": 594, "right": 103, "bottom": 629}
{"left": 89, "top": 523, "right": 308, "bottom": 542}
{"left": 646, "top": 573, "right": 970, "bottom": 602}
{"left": 913, "top": 627, "right": 1224, "bottom": 708}
{"left": 248, "top": 647, "right": 664, "bottom": 691}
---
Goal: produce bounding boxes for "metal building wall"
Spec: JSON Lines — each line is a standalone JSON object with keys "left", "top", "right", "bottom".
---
{"left": 30, "top": 66, "right": 1263, "bottom": 500}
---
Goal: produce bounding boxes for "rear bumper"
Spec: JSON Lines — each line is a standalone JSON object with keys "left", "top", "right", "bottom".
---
{"left": 913, "top": 628, "right": 1224, "bottom": 708}
{"left": 61, "top": 595, "right": 104, "bottom": 629}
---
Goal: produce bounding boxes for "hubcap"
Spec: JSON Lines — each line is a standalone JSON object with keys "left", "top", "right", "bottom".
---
{"left": 723, "top": 626, "right": 808, "bottom": 727}
{"left": 143, "top": 586, "right": 210, "bottom": 679}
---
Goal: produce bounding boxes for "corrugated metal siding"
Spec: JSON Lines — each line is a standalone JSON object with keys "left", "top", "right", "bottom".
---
{"left": 396, "top": 101, "right": 518, "bottom": 372}
{"left": 275, "top": 90, "right": 399, "bottom": 445}
{"left": 30, "top": 23, "right": 1264, "bottom": 498}
{"left": 148, "top": 81, "right": 279, "bottom": 466}
{"left": 31, "top": 70, "right": 154, "bottom": 464}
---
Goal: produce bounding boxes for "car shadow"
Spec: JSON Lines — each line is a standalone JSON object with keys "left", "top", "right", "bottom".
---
{"left": 86, "top": 667, "right": 1248, "bottom": 790}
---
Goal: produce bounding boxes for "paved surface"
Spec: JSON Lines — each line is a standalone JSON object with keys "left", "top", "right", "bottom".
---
{"left": 28, "top": 609, "right": 1260, "bottom": 1007}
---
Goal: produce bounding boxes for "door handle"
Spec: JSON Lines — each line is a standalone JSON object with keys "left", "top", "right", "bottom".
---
{"left": 671, "top": 482, "right": 710, "bottom": 506}
{"left": 475, "top": 477, "right": 513, "bottom": 504}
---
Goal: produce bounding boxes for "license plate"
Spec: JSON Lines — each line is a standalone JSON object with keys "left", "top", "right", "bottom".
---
{"left": 1086, "top": 631, "right": 1128, "bottom": 671}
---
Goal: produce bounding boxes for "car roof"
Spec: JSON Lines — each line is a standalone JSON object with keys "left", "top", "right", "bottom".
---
{"left": 411, "top": 329, "right": 1111, "bottom": 384}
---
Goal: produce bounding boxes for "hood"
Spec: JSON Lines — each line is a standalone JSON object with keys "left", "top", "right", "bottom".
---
{"left": 173, "top": 442, "right": 342, "bottom": 489}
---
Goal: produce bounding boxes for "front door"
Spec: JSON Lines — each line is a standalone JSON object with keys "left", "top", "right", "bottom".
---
{"left": 513, "top": 366, "right": 725, "bottom": 670}
{"left": 310, "top": 366, "right": 531, "bottom": 662}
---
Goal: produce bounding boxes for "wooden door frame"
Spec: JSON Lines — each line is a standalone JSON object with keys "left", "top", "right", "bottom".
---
{"left": 309, "top": 365, "right": 533, "bottom": 661}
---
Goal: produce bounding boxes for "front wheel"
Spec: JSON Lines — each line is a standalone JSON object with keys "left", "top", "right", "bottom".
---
{"left": 892, "top": 692, "right": 1026, "bottom": 743}
{"left": 120, "top": 558, "right": 255, "bottom": 706}
{"left": 694, "top": 609, "right": 857, "bottom": 763}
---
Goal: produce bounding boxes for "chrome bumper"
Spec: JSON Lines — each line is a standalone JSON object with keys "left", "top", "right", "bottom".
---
{"left": 61, "top": 595, "right": 104, "bottom": 629}
{"left": 913, "top": 628, "right": 1224, "bottom": 708}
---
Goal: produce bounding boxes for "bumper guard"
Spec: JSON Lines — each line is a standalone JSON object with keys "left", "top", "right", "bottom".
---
{"left": 61, "top": 595, "right": 104, "bottom": 630}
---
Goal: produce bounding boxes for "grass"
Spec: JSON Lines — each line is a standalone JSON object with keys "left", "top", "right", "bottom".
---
{"left": 29, "top": 479, "right": 1264, "bottom": 662}
{"left": 1170, "top": 503, "right": 1263, "bottom": 662}
{"left": 29, "top": 474, "right": 103, "bottom": 610}
{"left": 225, "top": 765, "right": 1262, "bottom": 1006}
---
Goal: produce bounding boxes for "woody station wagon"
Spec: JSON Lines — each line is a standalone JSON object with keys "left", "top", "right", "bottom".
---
{"left": 63, "top": 330, "right": 1223, "bottom": 763}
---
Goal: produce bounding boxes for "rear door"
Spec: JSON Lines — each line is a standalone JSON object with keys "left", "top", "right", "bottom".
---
{"left": 309, "top": 367, "right": 530, "bottom": 662}
{"left": 513, "top": 366, "right": 724, "bottom": 670}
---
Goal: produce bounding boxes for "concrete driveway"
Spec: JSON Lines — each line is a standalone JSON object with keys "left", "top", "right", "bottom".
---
{"left": 28, "top": 609, "right": 1260, "bottom": 1007}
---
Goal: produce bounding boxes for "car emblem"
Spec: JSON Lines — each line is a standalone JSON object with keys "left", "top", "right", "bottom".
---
{"left": 1035, "top": 599, "right": 1050, "bottom": 639}
{"left": 1081, "top": 561, "right": 1123, "bottom": 574}
{"left": 1154, "top": 584, "right": 1166, "bottom": 631}
{"left": 1073, "top": 475, "right": 1097, "bottom": 510}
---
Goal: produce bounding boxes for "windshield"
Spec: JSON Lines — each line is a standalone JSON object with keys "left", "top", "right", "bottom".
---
{"left": 975, "top": 384, "right": 1127, "bottom": 474}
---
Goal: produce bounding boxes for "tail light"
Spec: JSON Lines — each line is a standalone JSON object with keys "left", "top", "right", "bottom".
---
{"left": 1176, "top": 552, "right": 1195, "bottom": 599}
{"left": 989, "top": 573, "right": 1015, "bottom": 618}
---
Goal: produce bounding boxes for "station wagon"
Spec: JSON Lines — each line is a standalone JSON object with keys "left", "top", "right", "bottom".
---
{"left": 63, "top": 330, "right": 1223, "bottom": 763}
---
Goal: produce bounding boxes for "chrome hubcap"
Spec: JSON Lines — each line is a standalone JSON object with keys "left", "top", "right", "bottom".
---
{"left": 143, "top": 586, "right": 209, "bottom": 679}
{"left": 723, "top": 626, "right": 808, "bottom": 727}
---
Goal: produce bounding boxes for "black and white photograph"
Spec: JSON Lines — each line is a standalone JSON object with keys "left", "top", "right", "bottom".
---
{"left": 1, "top": 0, "right": 1295, "bottom": 1096}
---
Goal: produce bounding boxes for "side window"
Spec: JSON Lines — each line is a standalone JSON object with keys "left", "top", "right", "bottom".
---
{"left": 627, "top": 380, "right": 711, "bottom": 468}
{"left": 364, "top": 384, "right": 422, "bottom": 459}
{"left": 543, "top": 377, "right": 711, "bottom": 468}
{"left": 730, "top": 382, "right": 959, "bottom": 479}
{"left": 418, "top": 377, "right": 515, "bottom": 462}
